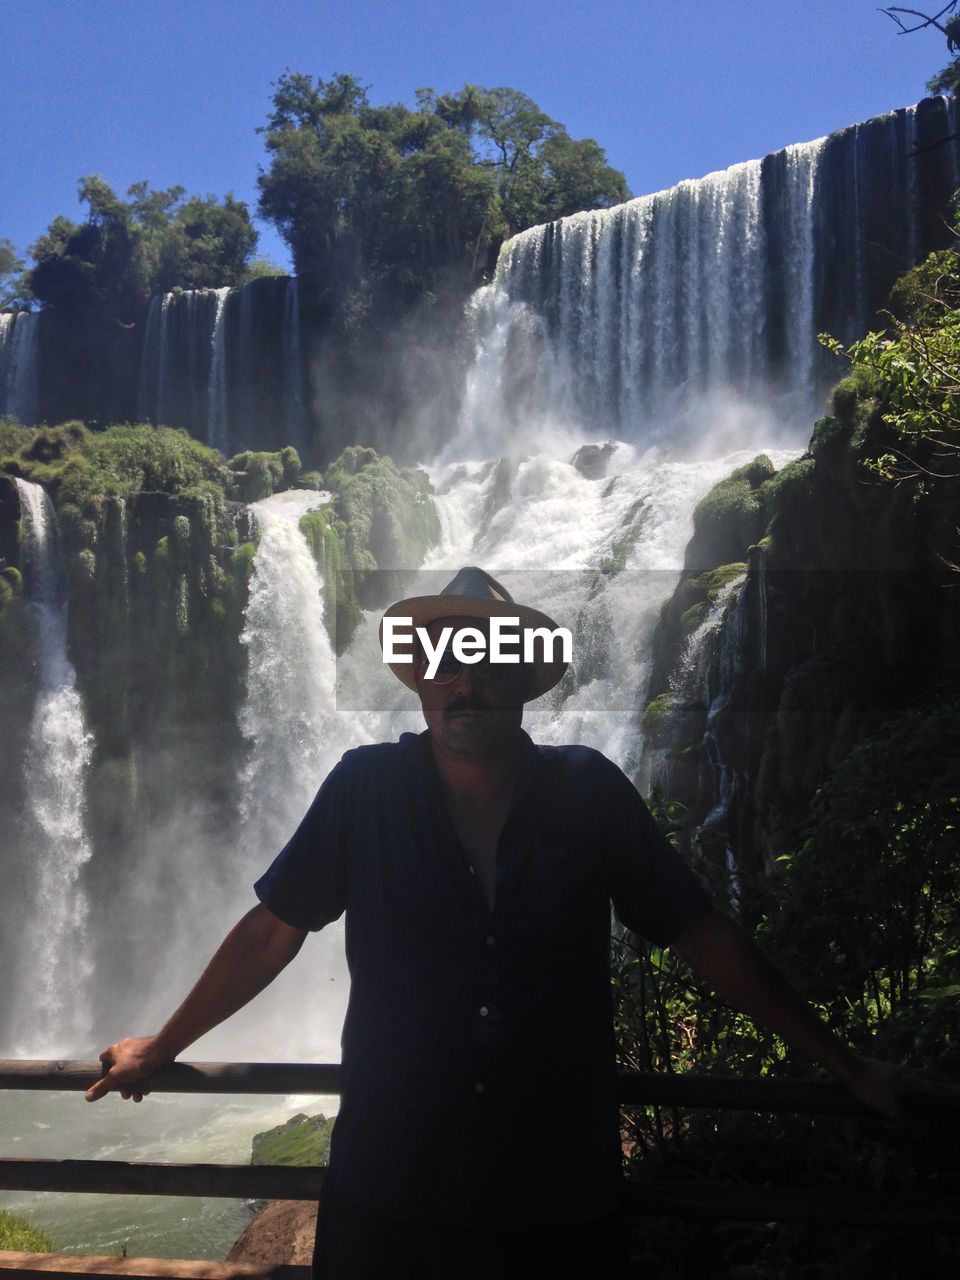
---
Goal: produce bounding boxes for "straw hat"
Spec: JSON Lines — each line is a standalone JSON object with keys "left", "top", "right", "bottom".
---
{"left": 379, "top": 567, "right": 568, "bottom": 701}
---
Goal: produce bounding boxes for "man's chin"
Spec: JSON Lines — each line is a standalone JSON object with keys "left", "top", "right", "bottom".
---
{"left": 439, "top": 716, "right": 500, "bottom": 754}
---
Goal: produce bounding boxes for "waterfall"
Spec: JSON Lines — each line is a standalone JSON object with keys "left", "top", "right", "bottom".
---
{"left": 0, "top": 311, "right": 40, "bottom": 423}
{"left": 486, "top": 144, "right": 824, "bottom": 447}
{"left": 471, "top": 99, "right": 959, "bottom": 454}
{"left": 239, "top": 490, "right": 354, "bottom": 855}
{"left": 283, "top": 278, "right": 307, "bottom": 454}
{"left": 670, "top": 572, "right": 749, "bottom": 698}
{"left": 11, "top": 480, "right": 94, "bottom": 1055}
{"left": 207, "top": 286, "right": 232, "bottom": 452}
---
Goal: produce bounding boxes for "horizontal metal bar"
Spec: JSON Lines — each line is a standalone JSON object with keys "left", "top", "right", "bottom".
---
{"left": 624, "top": 1181, "right": 960, "bottom": 1232}
{"left": 1, "top": 1159, "right": 957, "bottom": 1233}
{"left": 1, "top": 1061, "right": 957, "bottom": 1117}
{"left": 0, "top": 1253, "right": 308, "bottom": 1278}
{"left": 0, "top": 1062, "right": 343, "bottom": 1096}
{"left": 0, "top": 1158, "right": 324, "bottom": 1200}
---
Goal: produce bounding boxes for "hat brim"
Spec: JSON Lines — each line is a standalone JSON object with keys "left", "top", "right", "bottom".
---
{"left": 379, "top": 595, "right": 568, "bottom": 701}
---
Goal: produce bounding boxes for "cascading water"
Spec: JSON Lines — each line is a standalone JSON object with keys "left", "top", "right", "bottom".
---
{"left": 11, "top": 479, "right": 94, "bottom": 1055}
{"left": 0, "top": 311, "right": 40, "bottom": 423}
{"left": 482, "top": 141, "right": 825, "bottom": 448}
{"left": 207, "top": 287, "right": 232, "bottom": 452}
{"left": 282, "top": 278, "right": 307, "bottom": 454}
{"left": 239, "top": 489, "right": 358, "bottom": 854}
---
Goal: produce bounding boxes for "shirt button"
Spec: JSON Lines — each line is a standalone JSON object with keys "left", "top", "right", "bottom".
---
{"left": 474, "top": 1082, "right": 485, "bottom": 1094}
{"left": 485, "top": 936, "right": 495, "bottom": 946}
{"left": 479, "top": 1006, "right": 489, "bottom": 1017}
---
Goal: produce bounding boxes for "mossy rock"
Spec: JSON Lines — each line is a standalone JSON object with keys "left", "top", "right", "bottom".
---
{"left": 680, "top": 601, "right": 709, "bottom": 634}
{"left": 809, "top": 414, "right": 852, "bottom": 459}
{"left": 230, "top": 540, "right": 258, "bottom": 584}
{"left": 251, "top": 1112, "right": 335, "bottom": 1168}
{"left": 698, "top": 562, "right": 748, "bottom": 600}
{"left": 601, "top": 498, "right": 650, "bottom": 577}
{"left": 641, "top": 691, "right": 706, "bottom": 750}
{"left": 322, "top": 447, "right": 440, "bottom": 609}
{"left": 759, "top": 457, "right": 816, "bottom": 532}
{"left": 686, "top": 454, "right": 776, "bottom": 570}
{"left": 299, "top": 505, "right": 362, "bottom": 653}
{"left": 227, "top": 446, "right": 302, "bottom": 502}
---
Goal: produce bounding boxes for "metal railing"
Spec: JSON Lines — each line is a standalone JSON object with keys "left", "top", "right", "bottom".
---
{"left": 1, "top": 1060, "right": 958, "bottom": 1276}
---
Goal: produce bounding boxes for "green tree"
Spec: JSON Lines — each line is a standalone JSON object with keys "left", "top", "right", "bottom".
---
{"left": 0, "top": 238, "right": 28, "bottom": 308}
{"left": 819, "top": 225, "right": 960, "bottom": 498}
{"left": 257, "top": 73, "right": 628, "bottom": 314}
{"left": 431, "top": 83, "right": 628, "bottom": 232}
{"left": 25, "top": 177, "right": 257, "bottom": 318}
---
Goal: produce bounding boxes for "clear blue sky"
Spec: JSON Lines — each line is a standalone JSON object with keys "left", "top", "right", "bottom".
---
{"left": 2, "top": 0, "right": 951, "bottom": 272}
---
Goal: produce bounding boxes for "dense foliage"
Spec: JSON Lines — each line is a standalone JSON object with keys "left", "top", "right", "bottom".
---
{"left": 22, "top": 176, "right": 257, "bottom": 319}
{"left": 621, "top": 703, "right": 960, "bottom": 1276}
{"left": 0, "top": 420, "right": 230, "bottom": 509}
{"left": 819, "top": 207, "right": 960, "bottom": 568}
{"left": 257, "top": 73, "right": 627, "bottom": 319}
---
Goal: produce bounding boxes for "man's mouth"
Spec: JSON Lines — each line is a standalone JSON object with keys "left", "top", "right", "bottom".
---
{"left": 445, "top": 702, "right": 489, "bottom": 720}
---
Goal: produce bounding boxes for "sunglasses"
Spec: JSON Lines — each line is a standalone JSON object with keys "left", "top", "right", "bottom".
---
{"left": 419, "top": 648, "right": 524, "bottom": 684}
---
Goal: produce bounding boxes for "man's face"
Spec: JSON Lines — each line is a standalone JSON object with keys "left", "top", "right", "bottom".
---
{"left": 415, "top": 615, "right": 529, "bottom": 758}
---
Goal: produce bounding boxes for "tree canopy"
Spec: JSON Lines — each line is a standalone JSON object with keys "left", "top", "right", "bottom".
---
{"left": 257, "top": 73, "right": 628, "bottom": 318}
{"left": 23, "top": 177, "right": 258, "bottom": 318}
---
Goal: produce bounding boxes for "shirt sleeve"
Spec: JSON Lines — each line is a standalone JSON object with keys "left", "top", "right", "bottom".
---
{"left": 598, "top": 755, "right": 711, "bottom": 946}
{"left": 253, "top": 760, "right": 351, "bottom": 931}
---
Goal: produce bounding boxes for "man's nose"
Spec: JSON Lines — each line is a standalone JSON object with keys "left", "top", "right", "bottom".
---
{"left": 451, "top": 661, "right": 484, "bottom": 695}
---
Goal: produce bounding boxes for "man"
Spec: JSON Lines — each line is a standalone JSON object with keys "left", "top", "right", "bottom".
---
{"left": 86, "top": 567, "right": 950, "bottom": 1279}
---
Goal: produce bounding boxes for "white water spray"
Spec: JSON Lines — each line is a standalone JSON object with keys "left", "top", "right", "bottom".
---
{"left": 239, "top": 490, "right": 360, "bottom": 855}
{"left": 12, "top": 479, "right": 94, "bottom": 1055}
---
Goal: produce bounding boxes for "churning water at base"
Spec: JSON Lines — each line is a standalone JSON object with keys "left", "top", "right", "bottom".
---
{"left": 12, "top": 480, "right": 94, "bottom": 1056}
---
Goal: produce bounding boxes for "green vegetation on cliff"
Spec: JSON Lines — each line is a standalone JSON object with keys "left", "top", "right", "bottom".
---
{"left": 0, "top": 1209, "right": 54, "bottom": 1252}
{"left": 251, "top": 1112, "right": 335, "bottom": 1169}
{"left": 0, "top": 421, "right": 229, "bottom": 510}
{"left": 322, "top": 445, "right": 440, "bottom": 609}
{"left": 819, "top": 215, "right": 960, "bottom": 571}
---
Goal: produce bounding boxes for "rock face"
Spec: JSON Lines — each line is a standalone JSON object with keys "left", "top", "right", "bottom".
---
{"left": 641, "top": 406, "right": 960, "bottom": 902}
{"left": 225, "top": 1112, "right": 334, "bottom": 1268}
{"left": 226, "top": 1199, "right": 318, "bottom": 1268}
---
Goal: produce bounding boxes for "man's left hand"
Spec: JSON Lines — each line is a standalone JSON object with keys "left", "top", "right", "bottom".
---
{"left": 839, "top": 1052, "right": 960, "bottom": 1119}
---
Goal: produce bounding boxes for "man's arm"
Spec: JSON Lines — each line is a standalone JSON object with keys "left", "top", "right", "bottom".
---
{"left": 671, "top": 904, "right": 957, "bottom": 1117}
{"left": 85, "top": 903, "right": 307, "bottom": 1102}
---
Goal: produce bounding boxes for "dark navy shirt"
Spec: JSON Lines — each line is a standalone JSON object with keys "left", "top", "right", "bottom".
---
{"left": 254, "top": 729, "right": 709, "bottom": 1228}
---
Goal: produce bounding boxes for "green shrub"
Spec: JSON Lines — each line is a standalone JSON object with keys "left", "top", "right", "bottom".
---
{"left": 0, "top": 422, "right": 229, "bottom": 511}
{"left": 0, "top": 1208, "right": 54, "bottom": 1251}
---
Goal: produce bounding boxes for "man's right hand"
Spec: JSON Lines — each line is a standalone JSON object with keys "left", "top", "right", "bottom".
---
{"left": 85, "top": 1036, "right": 167, "bottom": 1103}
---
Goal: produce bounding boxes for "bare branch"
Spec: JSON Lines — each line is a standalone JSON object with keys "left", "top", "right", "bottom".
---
{"left": 881, "top": 3, "right": 958, "bottom": 37}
